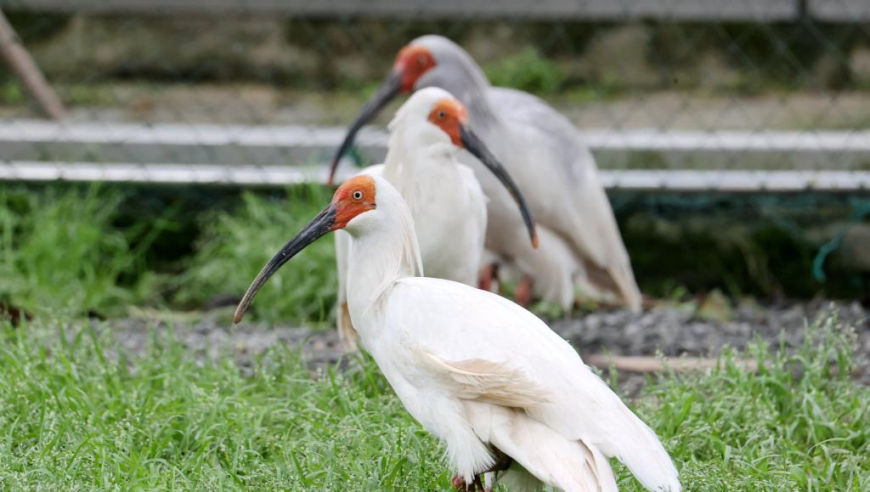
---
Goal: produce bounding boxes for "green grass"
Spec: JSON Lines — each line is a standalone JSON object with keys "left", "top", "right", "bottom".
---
{"left": 0, "top": 185, "right": 338, "bottom": 325}
{"left": 0, "top": 313, "right": 866, "bottom": 491}
{"left": 485, "top": 48, "right": 567, "bottom": 95}
{"left": 0, "top": 186, "right": 160, "bottom": 318}
{"left": 175, "top": 186, "right": 338, "bottom": 325}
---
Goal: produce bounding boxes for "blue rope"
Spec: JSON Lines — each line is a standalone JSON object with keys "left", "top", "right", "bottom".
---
{"left": 812, "top": 200, "right": 870, "bottom": 283}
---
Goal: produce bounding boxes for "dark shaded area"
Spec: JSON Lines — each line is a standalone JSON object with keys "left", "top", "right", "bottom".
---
{"left": 3, "top": 13, "right": 869, "bottom": 92}
{"left": 613, "top": 191, "right": 870, "bottom": 302}
{"left": 4, "top": 182, "right": 868, "bottom": 307}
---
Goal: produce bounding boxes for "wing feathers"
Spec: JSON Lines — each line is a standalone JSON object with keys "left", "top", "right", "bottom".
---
{"left": 421, "top": 352, "right": 551, "bottom": 407}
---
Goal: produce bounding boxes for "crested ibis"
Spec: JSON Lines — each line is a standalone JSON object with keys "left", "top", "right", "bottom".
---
{"left": 334, "top": 87, "right": 537, "bottom": 350}
{"left": 234, "top": 176, "right": 680, "bottom": 492}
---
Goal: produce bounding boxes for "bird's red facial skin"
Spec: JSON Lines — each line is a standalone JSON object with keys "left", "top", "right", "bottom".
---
{"left": 428, "top": 98, "right": 468, "bottom": 148}
{"left": 394, "top": 45, "right": 436, "bottom": 93}
{"left": 331, "top": 176, "right": 377, "bottom": 230}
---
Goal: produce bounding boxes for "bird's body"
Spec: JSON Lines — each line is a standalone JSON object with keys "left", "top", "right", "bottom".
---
{"left": 239, "top": 175, "right": 680, "bottom": 491}
{"left": 335, "top": 88, "right": 536, "bottom": 350}
{"left": 335, "top": 161, "right": 486, "bottom": 346}
{"left": 469, "top": 86, "right": 640, "bottom": 308}
{"left": 329, "top": 35, "right": 642, "bottom": 311}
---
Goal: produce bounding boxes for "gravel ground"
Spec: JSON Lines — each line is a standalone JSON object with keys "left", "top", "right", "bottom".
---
{"left": 85, "top": 300, "right": 869, "bottom": 393}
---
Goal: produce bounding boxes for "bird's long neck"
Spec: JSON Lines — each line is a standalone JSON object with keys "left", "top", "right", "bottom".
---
{"left": 382, "top": 129, "right": 455, "bottom": 193}
{"left": 345, "top": 199, "right": 423, "bottom": 332}
{"left": 437, "top": 58, "right": 499, "bottom": 130}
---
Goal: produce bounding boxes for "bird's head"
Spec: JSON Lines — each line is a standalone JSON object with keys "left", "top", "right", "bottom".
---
{"left": 390, "top": 87, "right": 468, "bottom": 149}
{"left": 232, "top": 175, "right": 379, "bottom": 324}
{"left": 385, "top": 88, "right": 537, "bottom": 249}
{"left": 327, "top": 35, "right": 481, "bottom": 186}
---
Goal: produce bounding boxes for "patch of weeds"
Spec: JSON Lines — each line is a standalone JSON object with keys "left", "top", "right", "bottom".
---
{"left": 176, "top": 185, "right": 337, "bottom": 325}
{"left": 0, "top": 80, "right": 23, "bottom": 105}
{"left": 0, "top": 186, "right": 161, "bottom": 318}
{"left": 634, "top": 312, "right": 869, "bottom": 491}
{"left": 485, "top": 48, "right": 566, "bottom": 94}
{"left": 0, "top": 318, "right": 446, "bottom": 491}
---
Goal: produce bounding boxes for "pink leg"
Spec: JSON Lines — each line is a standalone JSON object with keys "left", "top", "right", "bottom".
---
{"left": 478, "top": 263, "right": 499, "bottom": 292}
{"left": 451, "top": 475, "right": 468, "bottom": 492}
{"left": 515, "top": 274, "right": 534, "bottom": 308}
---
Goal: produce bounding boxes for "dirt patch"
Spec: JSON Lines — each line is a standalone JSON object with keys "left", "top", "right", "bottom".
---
{"left": 82, "top": 300, "right": 869, "bottom": 393}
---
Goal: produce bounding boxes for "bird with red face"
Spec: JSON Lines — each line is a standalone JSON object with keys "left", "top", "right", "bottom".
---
{"left": 333, "top": 87, "right": 537, "bottom": 350}
{"left": 328, "top": 35, "right": 642, "bottom": 313}
{"left": 234, "top": 175, "right": 680, "bottom": 492}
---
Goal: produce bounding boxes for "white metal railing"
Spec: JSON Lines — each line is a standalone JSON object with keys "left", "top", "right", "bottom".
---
{"left": 2, "top": 161, "right": 868, "bottom": 193}
{"left": 3, "top": 120, "right": 870, "bottom": 192}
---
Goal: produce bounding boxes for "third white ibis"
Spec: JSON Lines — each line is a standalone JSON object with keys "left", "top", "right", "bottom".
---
{"left": 234, "top": 175, "right": 680, "bottom": 492}
{"left": 328, "top": 35, "right": 642, "bottom": 312}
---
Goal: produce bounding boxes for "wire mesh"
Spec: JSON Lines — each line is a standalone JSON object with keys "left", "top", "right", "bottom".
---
{"left": 0, "top": 1, "right": 869, "bottom": 190}
{"left": 0, "top": 1, "right": 868, "bottom": 296}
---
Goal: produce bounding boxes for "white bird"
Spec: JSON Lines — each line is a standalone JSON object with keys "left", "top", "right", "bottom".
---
{"left": 328, "top": 35, "right": 642, "bottom": 312}
{"left": 335, "top": 88, "right": 537, "bottom": 350}
{"left": 234, "top": 176, "right": 680, "bottom": 492}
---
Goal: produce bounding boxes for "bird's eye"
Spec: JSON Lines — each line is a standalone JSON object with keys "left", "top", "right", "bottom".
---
{"left": 417, "top": 55, "right": 427, "bottom": 66}
{"left": 352, "top": 190, "right": 363, "bottom": 200}
{"left": 437, "top": 110, "right": 446, "bottom": 119}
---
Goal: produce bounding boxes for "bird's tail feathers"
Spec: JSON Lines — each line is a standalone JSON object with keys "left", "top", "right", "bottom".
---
{"left": 466, "top": 402, "right": 618, "bottom": 492}
{"left": 607, "top": 407, "right": 681, "bottom": 492}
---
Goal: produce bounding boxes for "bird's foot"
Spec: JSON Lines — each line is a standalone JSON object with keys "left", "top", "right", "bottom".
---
{"left": 478, "top": 263, "right": 500, "bottom": 293}
{"left": 452, "top": 448, "right": 510, "bottom": 492}
{"left": 451, "top": 474, "right": 486, "bottom": 492}
{"left": 515, "top": 274, "right": 534, "bottom": 307}
{"left": 487, "top": 446, "right": 512, "bottom": 472}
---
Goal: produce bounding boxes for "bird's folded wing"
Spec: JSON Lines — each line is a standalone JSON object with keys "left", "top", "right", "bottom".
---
{"left": 419, "top": 351, "right": 551, "bottom": 408}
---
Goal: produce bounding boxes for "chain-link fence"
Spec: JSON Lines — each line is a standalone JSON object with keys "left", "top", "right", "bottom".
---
{"left": 0, "top": 1, "right": 869, "bottom": 189}
{"left": 0, "top": 1, "right": 869, "bottom": 298}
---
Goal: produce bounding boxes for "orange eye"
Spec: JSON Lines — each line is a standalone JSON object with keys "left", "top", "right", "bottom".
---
{"left": 352, "top": 190, "right": 363, "bottom": 200}
{"left": 437, "top": 110, "right": 446, "bottom": 119}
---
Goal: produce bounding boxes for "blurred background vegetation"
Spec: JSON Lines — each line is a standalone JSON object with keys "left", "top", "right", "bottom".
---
{"left": 1, "top": 8, "right": 869, "bottom": 323}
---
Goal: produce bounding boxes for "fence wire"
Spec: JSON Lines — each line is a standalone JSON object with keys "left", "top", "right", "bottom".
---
{"left": 1, "top": 1, "right": 869, "bottom": 295}
{"left": 0, "top": 1, "right": 869, "bottom": 191}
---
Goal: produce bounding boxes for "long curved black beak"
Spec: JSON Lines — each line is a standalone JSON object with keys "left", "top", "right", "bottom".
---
{"left": 460, "top": 125, "right": 538, "bottom": 248}
{"left": 234, "top": 204, "right": 337, "bottom": 324}
{"left": 327, "top": 71, "right": 403, "bottom": 187}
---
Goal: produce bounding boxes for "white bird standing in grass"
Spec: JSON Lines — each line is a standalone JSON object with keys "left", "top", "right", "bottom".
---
{"left": 328, "top": 35, "right": 642, "bottom": 312}
{"left": 334, "top": 87, "right": 537, "bottom": 350}
{"left": 233, "top": 176, "right": 680, "bottom": 492}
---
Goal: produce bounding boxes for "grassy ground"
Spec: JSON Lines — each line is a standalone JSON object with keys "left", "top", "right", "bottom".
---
{"left": 0, "top": 315, "right": 866, "bottom": 491}
{"left": 0, "top": 185, "right": 334, "bottom": 325}
{"left": 0, "top": 185, "right": 868, "bottom": 490}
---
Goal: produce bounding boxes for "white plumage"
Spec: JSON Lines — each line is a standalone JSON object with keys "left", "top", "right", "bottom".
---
{"left": 329, "top": 35, "right": 643, "bottom": 311}
{"left": 336, "top": 87, "right": 534, "bottom": 350}
{"left": 334, "top": 176, "right": 678, "bottom": 491}
{"left": 234, "top": 175, "right": 679, "bottom": 491}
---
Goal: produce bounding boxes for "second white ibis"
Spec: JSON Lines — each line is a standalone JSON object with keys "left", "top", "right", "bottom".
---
{"left": 334, "top": 87, "right": 536, "bottom": 350}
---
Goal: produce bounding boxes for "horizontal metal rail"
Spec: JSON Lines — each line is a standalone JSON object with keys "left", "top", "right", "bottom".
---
{"left": 2, "top": 120, "right": 869, "bottom": 191}
{"left": 2, "top": 161, "right": 868, "bottom": 193}
{"left": 4, "top": 121, "right": 870, "bottom": 152}
{"left": 0, "top": 0, "right": 800, "bottom": 21}
{"left": 2, "top": 120, "right": 869, "bottom": 171}
{"left": 8, "top": 1, "right": 869, "bottom": 21}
